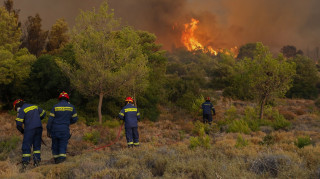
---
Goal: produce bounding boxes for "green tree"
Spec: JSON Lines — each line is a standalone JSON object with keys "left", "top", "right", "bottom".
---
{"left": 26, "top": 55, "right": 70, "bottom": 102}
{"left": 286, "top": 55, "right": 319, "bottom": 99}
{"left": 21, "top": 13, "right": 48, "bottom": 56}
{"left": 0, "top": 6, "right": 20, "bottom": 52}
{"left": 46, "top": 18, "right": 69, "bottom": 54}
{"left": 245, "top": 43, "right": 296, "bottom": 119}
{"left": 280, "top": 45, "right": 303, "bottom": 58}
{"left": 58, "top": 2, "right": 149, "bottom": 123}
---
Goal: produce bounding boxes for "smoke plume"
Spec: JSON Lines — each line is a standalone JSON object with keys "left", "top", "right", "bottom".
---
{"left": 3, "top": 0, "right": 320, "bottom": 55}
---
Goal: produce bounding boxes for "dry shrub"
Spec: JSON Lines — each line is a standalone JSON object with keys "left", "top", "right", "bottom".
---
{"left": 250, "top": 154, "right": 291, "bottom": 177}
{"left": 279, "top": 110, "right": 297, "bottom": 120}
{"left": 295, "top": 108, "right": 307, "bottom": 115}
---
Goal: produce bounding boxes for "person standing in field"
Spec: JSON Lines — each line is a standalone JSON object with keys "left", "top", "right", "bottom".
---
{"left": 47, "top": 91, "right": 78, "bottom": 164}
{"left": 13, "top": 99, "right": 46, "bottom": 171}
{"left": 201, "top": 96, "right": 216, "bottom": 125}
{"left": 118, "top": 97, "right": 140, "bottom": 148}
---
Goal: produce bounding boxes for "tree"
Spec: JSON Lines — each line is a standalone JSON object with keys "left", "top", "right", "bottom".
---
{"left": 245, "top": 43, "right": 296, "bottom": 119}
{"left": 3, "top": 0, "right": 20, "bottom": 21}
{"left": 21, "top": 13, "right": 48, "bottom": 56}
{"left": 286, "top": 55, "right": 319, "bottom": 99}
{"left": 281, "top": 45, "right": 303, "bottom": 58}
{"left": 237, "top": 43, "right": 259, "bottom": 60}
{"left": 0, "top": 6, "right": 20, "bottom": 52}
{"left": 0, "top": 7, "right": 35, "bottom": 87}
{"left": 58, "top": 2, "right": 149, "bottom": 123}
{"left": 46, "top": 18, "right": 69, "bottom": 54}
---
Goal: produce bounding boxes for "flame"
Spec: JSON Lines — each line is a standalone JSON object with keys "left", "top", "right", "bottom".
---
{"left": 181, "top": 18, "right": 218, "bottom": 55}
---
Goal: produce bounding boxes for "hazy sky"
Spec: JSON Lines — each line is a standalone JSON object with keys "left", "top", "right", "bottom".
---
{"left": 2, "top": 0, "right": 320, "bottom": 54}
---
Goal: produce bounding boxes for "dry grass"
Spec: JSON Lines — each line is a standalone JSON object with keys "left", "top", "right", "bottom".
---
{"left": 0, "top": 98, "right": 320, "bottom": 178}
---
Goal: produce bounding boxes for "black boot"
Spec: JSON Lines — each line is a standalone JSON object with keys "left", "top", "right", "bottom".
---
{"left": 20, "top": 161, "right": 29, "bottom": 173}
{"left": 54, "top": 158, "right": 59, "bottom": 164}
{"left": 128, "top": 144, "right": 133, "bottom": 148}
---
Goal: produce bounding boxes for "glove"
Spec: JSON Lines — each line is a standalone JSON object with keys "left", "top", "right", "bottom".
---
{"left": 47, "top": 131, "right": 51, "bottom": 138}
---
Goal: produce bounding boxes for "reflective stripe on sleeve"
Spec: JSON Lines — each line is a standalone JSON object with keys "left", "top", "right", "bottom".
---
{"left": 119, "top": 112, "right": 124, "bottom": 116}
{"left": 49, "top": 113, "right": 55, "bottom": 117}
{"left": 40, "top": 110, "right": 45, "bottom": 117}
{"left": 24, "top": 106, "right": 38, "bottom": 113}
{"left": 16, "top": 118, "right": 24, "bottom": 122}
{"left": 72, "top": 113, "right": 78, "bottom": 118}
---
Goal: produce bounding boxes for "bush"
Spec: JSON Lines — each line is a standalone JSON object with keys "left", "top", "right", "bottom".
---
{"left": 0, "top": 136, "right": 20, "bottom": 160}
{"left": 259, "top": 134, "right": 275, "bottom": 146}
{"left": 103, "top": 119, "right": 121, "bottom": 128}
{"left": 294, "top": 136, "right": 312, "bottom": 148}
{"left": 271, "top": 115, "right": 291, "bottom": 130}
{"left": 235, "top": 134, "right": 248, "bottom": 148}
{"left": 83, "top": 131, "right": 100, "bottom": 145}
{"left": 192, "top": 121, "right": 211, "bottom": 135}
{"left": 189, "top": 127, "right": 211, "bottom": 149}
{"left": 242, "top": 106, "right": 260, "bottom": 131}
{"left": 227, "top": 119, "right": 251, "bottom": 134}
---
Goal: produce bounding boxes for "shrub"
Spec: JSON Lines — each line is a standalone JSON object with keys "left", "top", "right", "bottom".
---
{"left": 0, "top": 136, "right": 20, "bottom": 160}
{"left": 83, "top": 131, "right": 100, "bottom": 145}
{"left": 272, "top": 114, "right": 291, "bottom": 130}
{"left": 242, "top": 106, "right": 260, "bottom": 131}
{"left": 192, "top": 121, "right": 211, "bottom": 135}
{"left": 189, "top": 127, "right": 211, "bottom": 149}
{"left": 227, "top": 119, "right": 251, "bottom": 134}
{"left": 103, "top": 119, "right": 121, "bottom": 128}
{"left": 235, "top": 134, "right": 248, "bottom": 148}
{"left": 250, "top": 154, "right": 291, "bottom": 177}
{"left": 259, "top": 134, "right": 275, "bottom": 146}
{"left": 294, "top": 136, "right": 312, "bottom": 148}
{"left": 191, "top": 95, "right": 204, "bottom": 118}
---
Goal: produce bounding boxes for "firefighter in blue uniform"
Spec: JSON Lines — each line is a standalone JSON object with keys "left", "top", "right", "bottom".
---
{"left": 13, "top": 99, "right": 46, "bottom": 170}
{"left": 201, "top": 97, "right": 216, "bottom": 125}
{"left": 47, "top": 91, "right": 78, "bottom": 164}
{"left": 118, "top": 97, "right": 140, "bottom": 148}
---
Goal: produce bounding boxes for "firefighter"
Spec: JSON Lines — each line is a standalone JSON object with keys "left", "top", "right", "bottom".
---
{"left": 13, "top": 99, "right": 46, "bottom": 171}
{"left": 118, "top": 97, "right": 140, "bottom": 148}
{"left": 201, "top": 97, "right": 216, "bottom": 125}
{"left": 47, "top": 91, "right": 78, "bottom": 164}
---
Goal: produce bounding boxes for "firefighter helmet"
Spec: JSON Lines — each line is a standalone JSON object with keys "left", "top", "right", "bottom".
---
{"left": 206, "top": 96, "right": 210, "bottom": 101}
{"left": 125, "top": 97, "right": 134, "bottom": 103}
{"left": 13, "top": 99, "right": 23, "bottom": 110}
{"left": 58, "top": 91, "right": 70, "bottom": 100}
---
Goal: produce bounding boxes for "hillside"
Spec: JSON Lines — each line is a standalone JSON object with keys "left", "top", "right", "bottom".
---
{"left": 0, "top": 98, "right": 320, "bottom": 178}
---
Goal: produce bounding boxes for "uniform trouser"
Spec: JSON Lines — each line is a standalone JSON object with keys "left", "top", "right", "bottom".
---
{"left": 125, "top": 127, "right": 139, "bottom": 146}
{"left": 22, "top": 127, "right": 43, "bottom": 162}
{"left": 203, "top": 114, "right": 213, "bottom": 124}
{"left": 51, "top": 131, "right": 70, "bottom": 159}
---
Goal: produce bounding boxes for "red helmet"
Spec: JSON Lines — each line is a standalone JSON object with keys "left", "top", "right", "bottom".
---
{"left": 59, "top": 91, "right": 70, "bottom": 100}
{"left": 13, "top": 99, "right": 23, "bottom": 109}
{"left": 206, "top": 96, "right": 210, "bottom": 101}
{"left": 125, "top": 97, "right": 134, "bottom": 103}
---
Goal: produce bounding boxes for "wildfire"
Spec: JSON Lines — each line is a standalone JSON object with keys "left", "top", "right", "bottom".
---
{"left": 181, "top": 18, "right": 218, "bottom": 55}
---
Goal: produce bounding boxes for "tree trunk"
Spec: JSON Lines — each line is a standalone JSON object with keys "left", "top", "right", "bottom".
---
{"left": 259, "top": 97, "right": 267, "bottom": 120}
{"left": 98, "top": 92, "right": 104, "bottom": 124}
{"left": 133, "top": 91, "right": 137, "bottom": 107}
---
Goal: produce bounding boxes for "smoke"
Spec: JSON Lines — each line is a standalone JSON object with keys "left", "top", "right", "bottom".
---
{"left": 3, "top": 0, "right": 320, "bottom": 54}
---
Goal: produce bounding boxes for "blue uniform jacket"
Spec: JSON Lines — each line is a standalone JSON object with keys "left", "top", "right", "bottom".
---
{"left": 118, "top": 103, "right": 140, "bottom": 128}
{"left": 16, "top": 103, "right": 46, "bottom": 131}
{"left": 201, "top": 101, "right": 215, "bottom": 115}
{"left": 47, "top": 100, "right": 78, "bottom": 133}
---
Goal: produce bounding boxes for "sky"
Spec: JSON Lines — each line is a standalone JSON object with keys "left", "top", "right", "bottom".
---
{"left": 2, "top": 0, "right": 320, "bottom": 56}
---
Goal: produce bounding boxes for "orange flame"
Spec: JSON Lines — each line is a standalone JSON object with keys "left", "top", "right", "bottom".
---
{"left": 181, "top": 18, "right": 218, "bottom": 55}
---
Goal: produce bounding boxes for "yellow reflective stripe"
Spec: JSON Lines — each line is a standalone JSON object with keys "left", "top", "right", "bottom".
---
{"left": 127, "top": 142, "right": 133, "bottom": 145}
{"left": 72, "top": 113, "right": 77, "bottom": 117}
{"left": 137, "top": 113, "right": 140, "bottom": 116}
{"left": 16, "top": 118, "right": 24, "bottom": 122}
{"left": 59, "top": 154, "right": 66, "bottom": 157}
{"left": 134, "top": 142, "right": 139, "bottom": 145}
{"left": 33, "top": 150, "right": 41, "bottom": 154}
{"left": 119, "top": 112, "right": 124, "bottom": 116}
{"left": 55, "top": 107, "right": 73, "bottom": 111}
{"left": 50, "top": 113, "right": 55, "bottom": 117}
{"left": 124, "top": 108, "right": 137, "bottom": 112}
{"left": 40, "top": 110, "right": 45, "bottom": 117}
{"left": 24, "top": 106, "right": 38, "bottom": 113}
{"left": 53, "top": 155, "right": 60, "bottom": 158}
{"left": 23, "top": 154, "right": 31, "bottom": 157}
